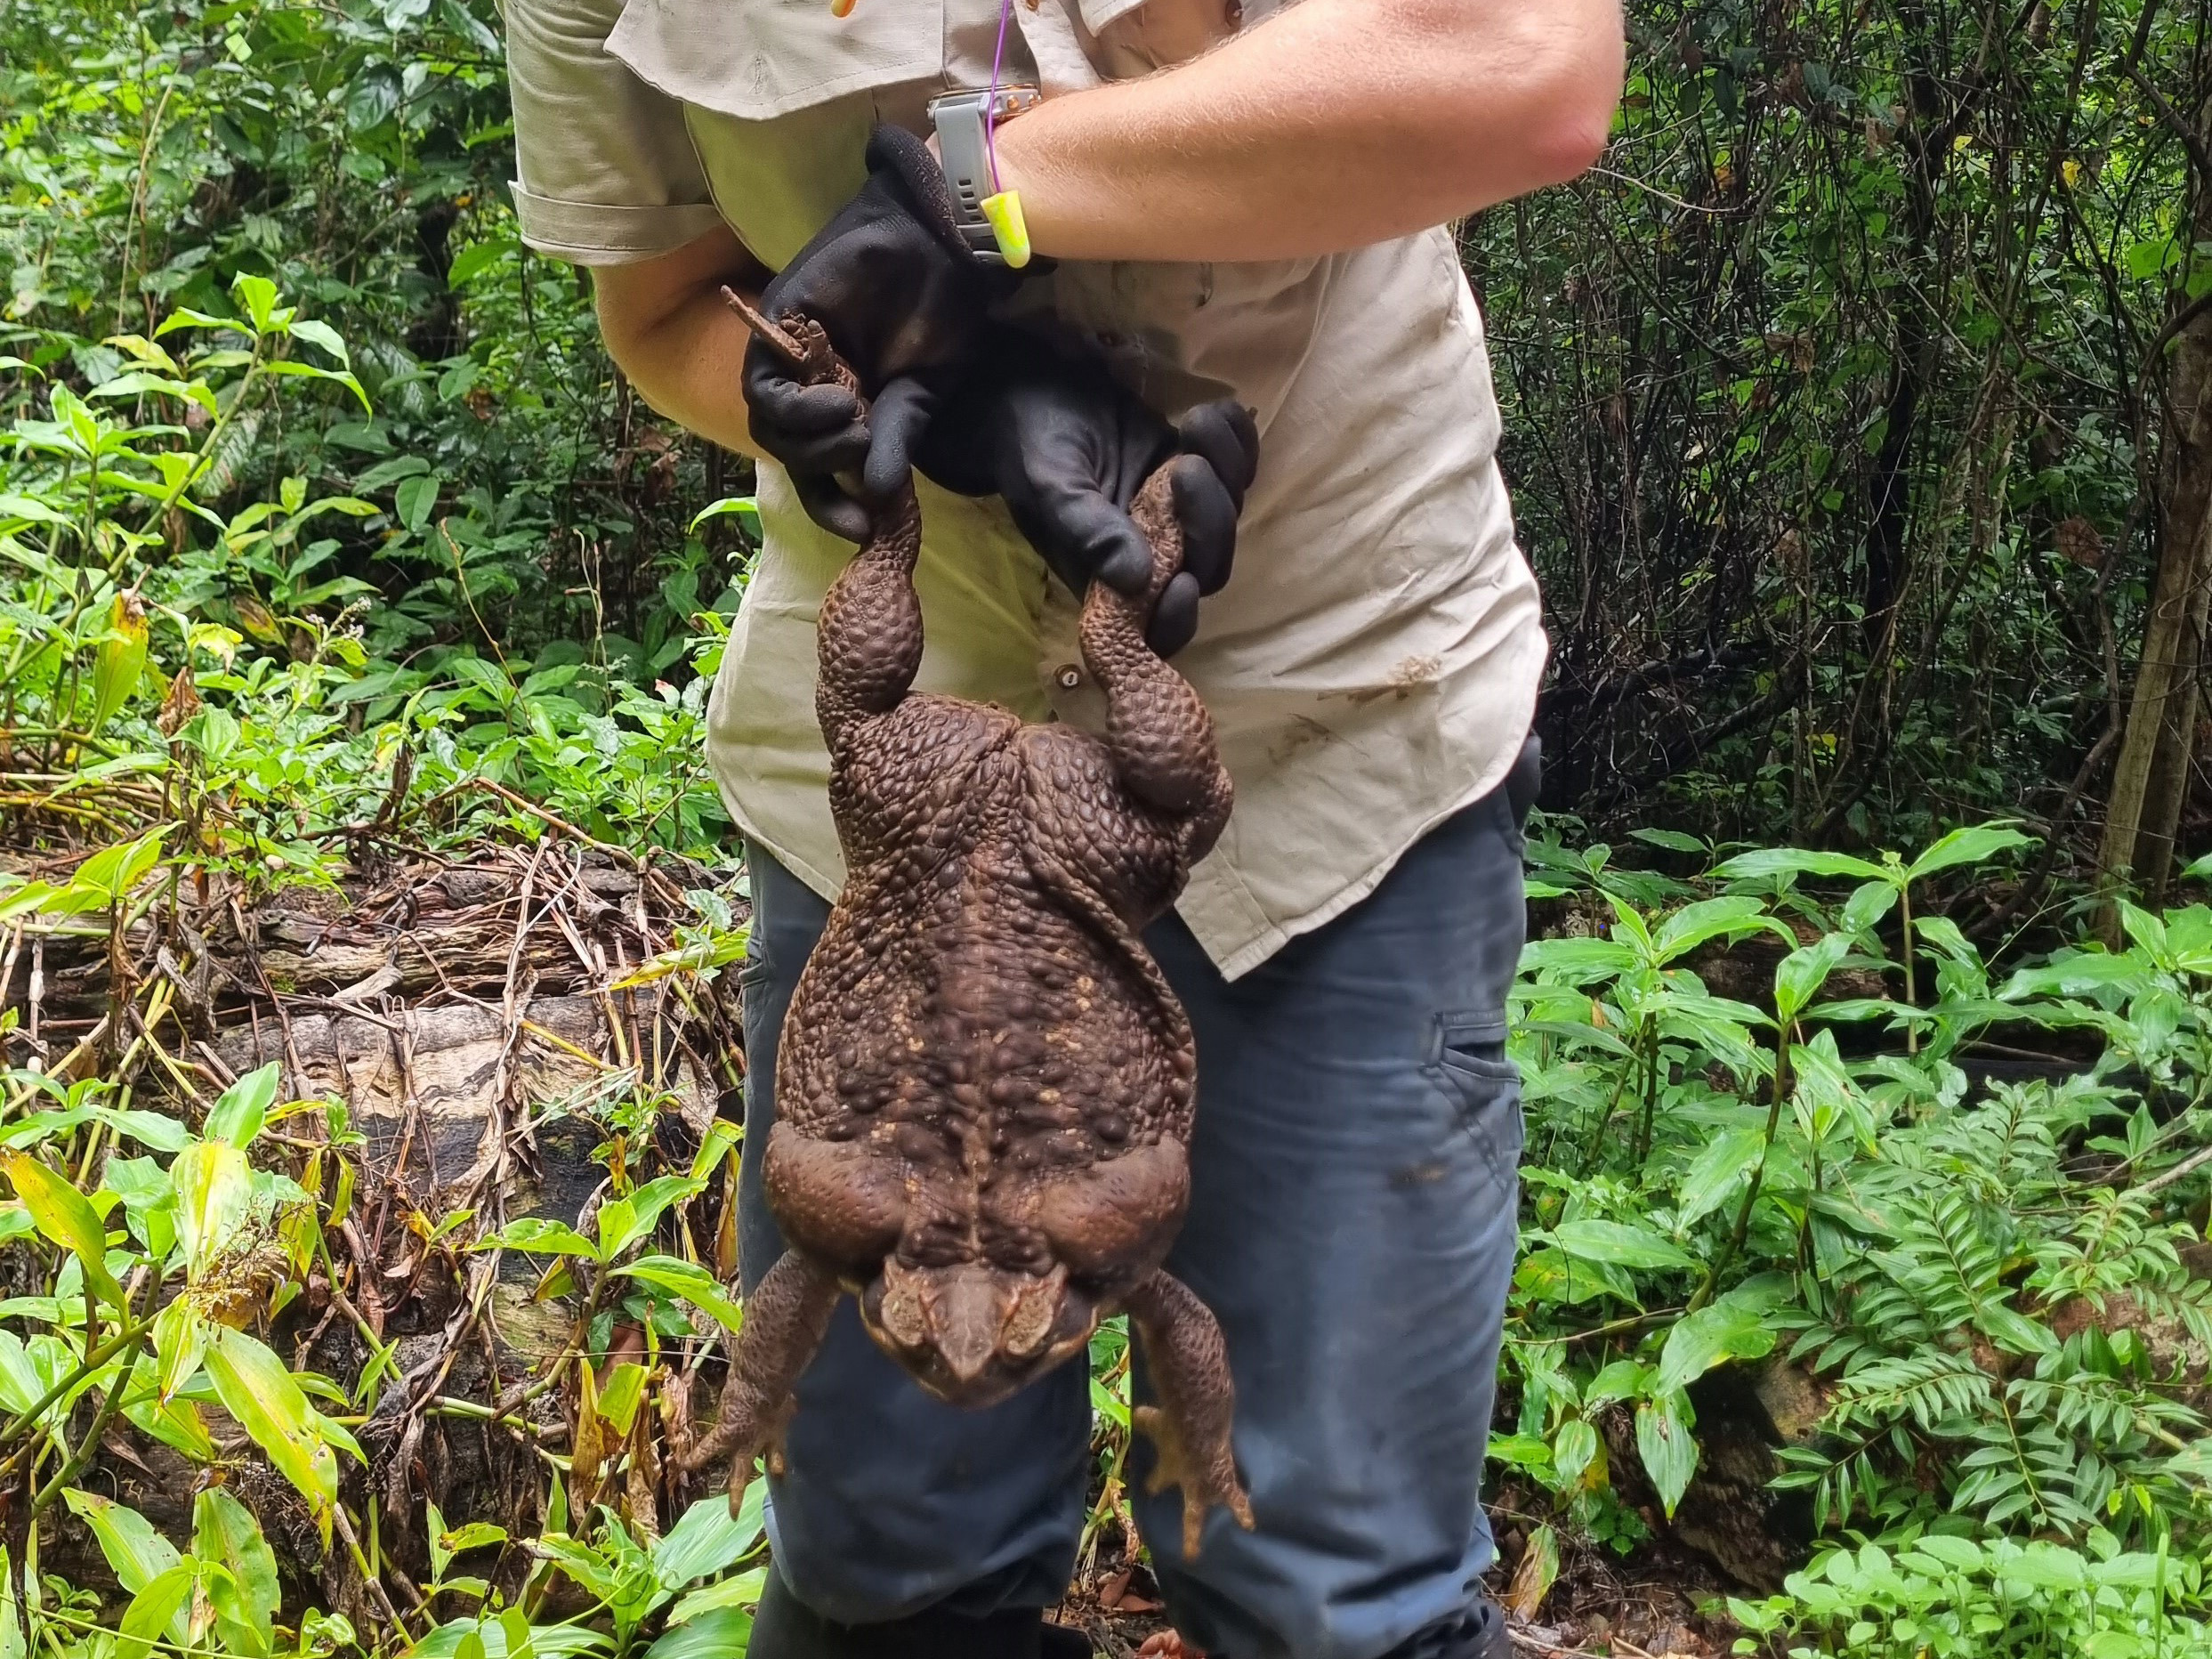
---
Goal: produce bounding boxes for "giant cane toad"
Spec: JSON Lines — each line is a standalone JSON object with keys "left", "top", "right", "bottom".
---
{"left": 682, "top": 295, "right": 1253, "bottom": 1556}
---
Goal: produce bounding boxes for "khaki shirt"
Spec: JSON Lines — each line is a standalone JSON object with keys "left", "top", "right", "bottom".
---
{"left": 505, "top": 0, "right": 1546, "bottom": 979}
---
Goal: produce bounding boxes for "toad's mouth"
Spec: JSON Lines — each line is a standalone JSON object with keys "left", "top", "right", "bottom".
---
{"left": 856, "top": 1258, "right": 1099, "bottom": 1409}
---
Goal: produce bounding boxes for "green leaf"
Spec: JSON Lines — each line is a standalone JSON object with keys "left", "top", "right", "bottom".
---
{"left": 231, "top": 274, "right": 286, "bottom": 333}
{"left": 1654, "top": 1302, "right": 1776, "bottom": 1396}
{"left": 203, "top": 1326, "right": 341, "bottom": 1541}
{"left": 1651, "top": 896, "right": 1775, "bottom": 965}
{"left": 151, "top": 1297, "right": 207, "bottom": 1405}
{"left": 0, "top": 1152, "right": 124, "bottom": 1307}
{"left": 206, "top": 1063, "right": 280, "bottom": 1148}
{"left": 652, "top": 1484, "right": 767, "bottom": 1590}
{"left": 62, "top": 1491, "right": 181, "bottom": 1593}
{"left": 688, "top": 496, "right": 761, "bottom": 537}
{"left": 1712, "top": 846, "right": 1887, "bottom": 885}
{"left": 644, "top": 1605, "right": 755, "bottom": 1659}
{"left": 285, "top": 318, "right": 352, "bottom": 368}
{"left": 193, "top": 1488, "right": 278, "bottom": 1657}
{"left": 477, "top": 1218, "right": 600, "bottom": 1258}
{"left": 1546, "top": 1218, "right": 1694, "bottom": 1272}
{"left": 595, "top": 1362, "right": 648, "bottom": 1436}
{"left": 1676, "top": 1127, "right": 1767, "bottom": 1227}
{"left": 616, "top": 1255, "right": 745, "bottom": 1334}
{"left": 1903, "top": 822, "right": 2031, "bottom": 882}
{"left": 445, "top": 242, "right": 515, "bottom": 288}
{"left": 174, "top": 1140, "right": 254, "bottom": 1282}
{"left": 597, "top": 1175, "right": 704, "bottom": 1258}
{"left": 1841, "top": 880, "right": 1897, "bottom": 934}
{"left": 1772, "top": 933, "right": 1853, "bottom": 1027}
{"left": 1551, "top": 1420, "right": 1600, "bottom": 1491}
{"left": 117, "top": 1561, "right": 196, "bottom": 1659}
{"left": 1635, "top": 1390, "right": 1699, "bottom": 1518}
{"left": 396, "top": 473, "right": 440, "bottom": 533}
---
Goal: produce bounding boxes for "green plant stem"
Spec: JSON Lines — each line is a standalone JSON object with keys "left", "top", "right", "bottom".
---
{"left": 0, "top": 1312, "right": 157, "bottom": 1461}
{"left": 1900, "top": 878, "right": 1919, "bottom": 1056}
{"left": 1689, "top": 1028, "right": 1793, "bottom": 1314}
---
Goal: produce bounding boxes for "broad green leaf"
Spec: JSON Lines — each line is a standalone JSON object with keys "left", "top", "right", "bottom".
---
{"left": 90, "top": 593, "right": 149, "bottom": 732}
{"left": 1546, "top": 1218, "right": 1694, "bottom": 1272}
{"left": 62, "top": 1491, "right": 181, "bottom": 1593}
{"left": 174, "top": 1140, "right": 254, "bottom": 1281}
{"left": 117, "top": 1561, "right": 195, "bottom": 1659}
{"left": 396, "top": 473, "right": 440, "bottom": 533}
{"left": 0, "top": 1152, "right": 124, "bottom": 1307}
{"left": 1904, "top": 821, "right": 2031, "bottom": 882}
{"left": 688, "top": 496, "right": 760, "bottom": 536}
{"left": 1772, "top": 933, "right": 1853, "bottom": 1026}
{"left": 406, "top": 1621, "right": 609, "bottom": 1659}
{"left": 1583, "top": 1359, "right": 1651, "bottom": 1407}
{"left": 645, "top": 1605, "right": 755, "bottom": 1658}
{"left": 1841, "top": 880, "right": 1896, "bottom": 935}
{"left": 1676, "top": 1127, "right": 1768, "bottom": 1226}
{"left": 0, "top": 1547, "right": 19, "bottom": 1659}
{"left": 1651, "top": 896, "right": 1777, "bottom": 965}
{"left": 1518, "top": 936, "right": 1638, "bottom": 980}
{"left": 1635, "top": 1390, "right": 1699, "bottom": 1518}
{"left": 151, "top": 1296, "right": 207, "bottom": 1404}
{"left": 477, "top": 1218, "right": 599, "bottom": 1258}
{"left": 598, "top": 1175, "right": 704, "bottom": 1258}
{"left": 285, "top": 318, "right": 351, "bottom": 367}
{"left": 1712, "top": 846, "right": 1887, "bottom": 885}
{"left": 617, "top": 1255, "right": 745, "bottom": 1334}
{"left": 1654, "top": 1302, "right": 1776, "bottom": 1395}
{"left": 652, "top": 1484, "right": 767, "bottom": 1590}
{"left": 595, "top": 1362, "right": 648, "bottom": 1436}
{"left": 1997, "top": 1542, "right": 2088, "bottom": 1592}
{"left": 203, "top": 1327, "right": 340, "bottom": 1540}
{"left": 206, "top": 1064, "right": 279, "bottom": 1147}
{"left": 688, "top": 1119, "right": 741, "bottom": 1180}
{"left": 1550, "top": 1420, "right": 1600, "bottom": 1492}
{"left": 193, "top": 1488, "right": 278, "bottom": 1656}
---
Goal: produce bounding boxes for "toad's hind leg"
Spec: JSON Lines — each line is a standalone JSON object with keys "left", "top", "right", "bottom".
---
{"left": 1078, "top": 471, "right": 1234, "bottom": 862}
{"left": 815, "top": 487, "right": 924, "bottom": 747}
{"left": 1126, "top": 1269, "right": 1254, "bottom": 1559}
{"left": 678, "top": 1250, "right": 841, "bottom": 1513}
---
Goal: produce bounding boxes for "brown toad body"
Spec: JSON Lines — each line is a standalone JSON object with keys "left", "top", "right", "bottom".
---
{"left": 682, "top": 295, "right": 1251, "bottom": 1556}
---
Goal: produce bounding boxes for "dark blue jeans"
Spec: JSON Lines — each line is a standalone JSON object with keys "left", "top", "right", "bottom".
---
{"left": 736, "top": 783, "right": 1527, "bottom": 1659}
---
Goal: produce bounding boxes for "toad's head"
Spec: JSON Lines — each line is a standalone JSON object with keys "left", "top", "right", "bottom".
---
{"left": 859, "top": 1258, "right": 1098, "bottom": 1408}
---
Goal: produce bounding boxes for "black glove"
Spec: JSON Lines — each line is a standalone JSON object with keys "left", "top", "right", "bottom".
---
{"left": 744, "top": 125, "right": 1013, "bottom": 543}
{"left": 916, "top": 335, "right": 1260, "bottom": 658}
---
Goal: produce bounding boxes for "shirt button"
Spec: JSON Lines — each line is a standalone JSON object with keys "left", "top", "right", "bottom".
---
{"left": 1055, "top": 664, "right": 1083, "bottom": 690}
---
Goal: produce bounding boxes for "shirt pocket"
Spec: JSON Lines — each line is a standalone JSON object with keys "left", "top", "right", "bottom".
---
{"left": 607, "top": 0, "right": 947, "bottom": 121}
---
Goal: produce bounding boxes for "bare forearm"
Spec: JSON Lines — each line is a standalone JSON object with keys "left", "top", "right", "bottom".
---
{"left": 592, "top": 227, "right": 769, "bottom": 458}
{"left": 994, "top": 0, "right": 1623, "bottom": 263}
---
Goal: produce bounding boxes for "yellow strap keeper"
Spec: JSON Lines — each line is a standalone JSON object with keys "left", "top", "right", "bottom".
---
{"left": 981, "top": 190, "right": 1031, "bottom": 270}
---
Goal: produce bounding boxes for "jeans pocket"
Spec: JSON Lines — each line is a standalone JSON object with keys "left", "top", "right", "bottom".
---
{"left": 1425, "top": 1011, "right": 1524, "bottom": 1196}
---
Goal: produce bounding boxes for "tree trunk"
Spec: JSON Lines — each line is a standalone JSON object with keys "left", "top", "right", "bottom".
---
{"left": 2100, "top": 88, "right": 2212, "bottom": 918}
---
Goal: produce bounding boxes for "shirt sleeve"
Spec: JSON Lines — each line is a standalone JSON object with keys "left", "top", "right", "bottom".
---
{"left": 503, "top": 0, "right": 727, "bottom": 265}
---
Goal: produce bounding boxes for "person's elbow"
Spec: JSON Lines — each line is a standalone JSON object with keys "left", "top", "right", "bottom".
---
{"left": 1523, "top": 62, "right": 1619, "bottom": 188}
{"left": 1407, "top": 0, "right": 1624, "bottom": 197}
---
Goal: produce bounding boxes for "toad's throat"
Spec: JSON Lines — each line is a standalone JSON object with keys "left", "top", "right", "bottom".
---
{"left": 857, "top": 1258, "right": 1098, "bottom": 1409}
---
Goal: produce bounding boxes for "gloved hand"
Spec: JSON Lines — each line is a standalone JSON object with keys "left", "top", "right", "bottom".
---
{"left": 916, "top": 335, "right": 1260, "bottom": 658}
{"left": 744, "top": 125, "right": 1012, "bottom": 542}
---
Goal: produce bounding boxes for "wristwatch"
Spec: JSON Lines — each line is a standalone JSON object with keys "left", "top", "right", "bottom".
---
{"left": 928, "top": 85, "right": 1042, "bottom": 264}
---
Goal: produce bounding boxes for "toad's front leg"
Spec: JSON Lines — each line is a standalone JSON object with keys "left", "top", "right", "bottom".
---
{"left": 1126, "top": 1270, "right": 1255, "bottom": 1559}
{"left": 678, "top": 1250, "right": 842, "bottom": 1512}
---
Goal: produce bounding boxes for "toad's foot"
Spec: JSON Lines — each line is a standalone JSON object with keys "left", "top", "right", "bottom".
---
{"left": 1126, "top": 1271, "right": 1254, "bottom": 1559}
{"left": 674, "top": 1250, "right": 840, "bottom": 1514}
